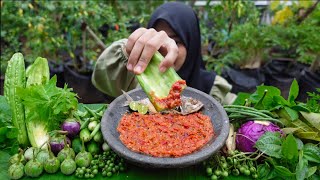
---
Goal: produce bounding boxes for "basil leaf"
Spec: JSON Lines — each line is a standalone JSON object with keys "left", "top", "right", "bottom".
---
{"left": 255, "top": 132, "right": 283, "bottom": 158}
{"left": 303, "top": 143, "right": 320, "bottom": 163}
{"left": 282, "top": 134, "right": 298, "bottom": 162}
{"left": 274, "top": 165, "right": 294, "bottom": 177}
{"left": 296, "top": 151, "right": 308, "bottom": 180}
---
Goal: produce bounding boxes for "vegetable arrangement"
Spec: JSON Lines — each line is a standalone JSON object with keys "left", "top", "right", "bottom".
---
{"left": 3, "top": 53, "right": 127, "bottom": 179}
{"left": 204, "top": 79, "right": 320, "bottom": 180}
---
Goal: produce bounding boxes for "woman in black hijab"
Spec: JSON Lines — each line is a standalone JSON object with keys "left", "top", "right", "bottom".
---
{"left": 93, "top": 2, "right": 234, "bottom": 103}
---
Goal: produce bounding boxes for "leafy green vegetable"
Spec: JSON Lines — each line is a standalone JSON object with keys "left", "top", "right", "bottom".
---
{"left": 302, "top": 144, "right": 320, "bottom": 163}
{"left": 17, "top": 76, "right": 78, "bottom": 148}
{"left": 300, "top": 112, "right": 320, "bottom": 131}
{"left": 288, "top": 79, "right": 299, "bottom": 106}
{"left": 136, "top": 51, "right": 186, "bottom": 111}
{"left": 255, "top": 133, "right": 320, "bottom": 180}
{"left": 0, "top": 96, "right": 19, "bottom": 154}
{"left": 233, "top": 79, "right": 320, "bottom": 142}
{"left": 296, "top": 151, "right": 308, "bottom": 180}
{"left": 255, "top": 132, "right": 283, "bottom": 158}
{"left": 274, "top": 165, "right": 294, "bottom": 177}
{"left": 281, "top": 134, "right": 298, "bottom": 161}
{"left": 305, "top": 88, "right": 320, "bottom": 113}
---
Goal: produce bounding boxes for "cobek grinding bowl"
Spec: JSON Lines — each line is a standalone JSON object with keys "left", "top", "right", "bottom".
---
{"left": 101, "top": 87, "right": 229, "bottom": 168}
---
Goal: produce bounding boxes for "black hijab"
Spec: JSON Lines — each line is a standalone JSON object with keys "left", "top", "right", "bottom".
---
{"left": 147, "top": 2, "right": 216, "bottom": 94}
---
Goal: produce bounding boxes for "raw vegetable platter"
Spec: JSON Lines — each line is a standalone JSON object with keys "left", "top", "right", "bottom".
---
{"left": 1, "top": 52, "right": 320, "bottom": 180}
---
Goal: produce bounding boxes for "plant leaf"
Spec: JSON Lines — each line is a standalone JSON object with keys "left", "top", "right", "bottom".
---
{"left": 291, "top": 119, "right": 315, "bottom": 132}
{"left": 233, "top": 92, "right": 251, "bottom": 105}
{"left": 296, "top": 151, "right": 308, "bottom": 180}
{"left": 281, "top": 127, "right": 300, "bottom": 135}
{"left": 249, "top": 85, "right": 281, "bottom": 110}
{"left": 291, "top": 104, "right": 310, "bottom": 113}
{"left": 255, "top": 132, "right": 283, "bottom": 158}
{"left": 282, "top": 134, "right": 298, "bottom": 162}
{"left": 303, "top": 143, "right": 320, "bottom": 163}
{"left": 295, "top": 137, "right": 304, "bottom": 150}
{"left": 274, "top": 165, "right": 294, "bottom": 177}
{"left": 284, "top": 107, "right": 299, "bottom": 121}
{"left": 288, "top": 79, "right": 299, "bottom": 105}
{"left": 307, "top": 166, "right": 318, "bottom": 178}
{"left": 296, "top": 132, "right": 320, "bottom": 142}
{"left": 273, "top": 95, "right": 290, "bottom": 106}
{"left": 257, "top": 162, "right": 271, "bottom": 179}
{"left": 300, "top": 111, "right": 320, "bottom": 131}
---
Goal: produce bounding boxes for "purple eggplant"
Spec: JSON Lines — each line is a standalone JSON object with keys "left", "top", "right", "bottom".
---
{"left": 61, "top": 118, "right": 81, "bottom": 138}
{"left": 49, "top": 135, "right": 71, "bottom": 155}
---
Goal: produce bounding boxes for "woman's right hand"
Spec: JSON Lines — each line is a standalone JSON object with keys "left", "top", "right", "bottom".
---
{"left": 125, "top": 28, "right": 179, "bottom": 74}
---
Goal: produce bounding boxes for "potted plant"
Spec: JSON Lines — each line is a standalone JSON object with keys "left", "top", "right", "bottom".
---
{"left": 295, "top": 10, "right": 320, "bottom": 101}
{"left": 200, "top": 1, "right": 267, "bottom": 94}
{"left": 51, "top": 1, "right": 121, "bottom": 103}
{"left": 263, "top": 1, "right": 319, "bottom": 98}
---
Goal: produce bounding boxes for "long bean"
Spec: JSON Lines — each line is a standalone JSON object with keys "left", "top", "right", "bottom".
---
{"left": 89, "top": 122, "right": 101, "bottom": 140}
{"left": 224, "top": 108, "right": 271, "bottom": 119}
{"left": 80, "top": 118, "right": 90, "bottom": 130}
{"left": 84, "top": 106, "right": 99, "bottom": 119}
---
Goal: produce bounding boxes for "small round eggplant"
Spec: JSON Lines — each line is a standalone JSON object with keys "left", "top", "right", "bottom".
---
{"left": 61, "top": 118, "right": 80, "bottom": 138}
{"left": 49, "top": 135, "right": 71, "bottom": 155}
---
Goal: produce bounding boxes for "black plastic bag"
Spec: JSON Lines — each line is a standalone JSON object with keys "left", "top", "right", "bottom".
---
{"left": 222, "top": 66, "right": 265, "bottom": 94}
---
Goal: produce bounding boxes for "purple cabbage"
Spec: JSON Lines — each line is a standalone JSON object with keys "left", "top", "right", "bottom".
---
{"left": 236, "top": 121, "right": 282, "bottom": 152}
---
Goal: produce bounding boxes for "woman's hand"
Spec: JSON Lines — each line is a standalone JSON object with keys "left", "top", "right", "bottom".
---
{"left": 125, "top": 28, "right": 179, "bottom": 74}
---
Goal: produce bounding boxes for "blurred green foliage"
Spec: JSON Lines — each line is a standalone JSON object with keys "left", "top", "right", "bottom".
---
{"left": 198, "top": 0, "right": 319, "bottom": 74}
{"left": 0, "top": 0, "right": 165, "bottom": 75}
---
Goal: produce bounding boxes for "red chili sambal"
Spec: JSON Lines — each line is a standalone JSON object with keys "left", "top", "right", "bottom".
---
{"left": 151, "top": 80, "right": 186, "bottom": 111}
{"left": 117, "top": 112, "right": 214, "bottom": 157}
